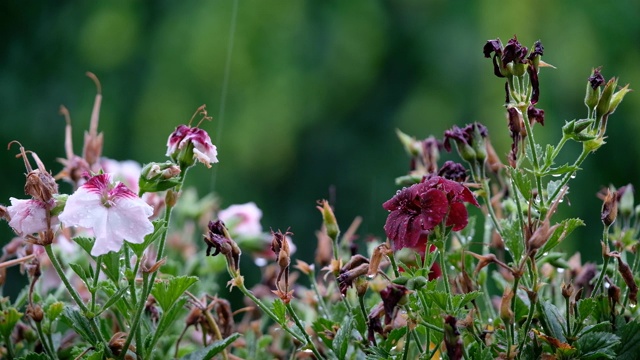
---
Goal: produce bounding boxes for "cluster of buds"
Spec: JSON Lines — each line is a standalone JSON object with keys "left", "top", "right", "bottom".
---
{"left": 270, "top": 229, "right": 293, "bottom": 303}
{"left": 443, "top": 122, "right": 490, "bottom": 179}
{"left": 584, "top": 67, "right": 631, "bottom": 137}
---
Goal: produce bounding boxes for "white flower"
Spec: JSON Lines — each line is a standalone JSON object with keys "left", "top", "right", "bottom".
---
{"left": 7, "top": 198, "right": 58, "bottom": 236}
{"left": 218, "top": 202, "right": 262, "bottom": 237}
{"left": 59, "top": 173, "right": 154, "bottom": 257}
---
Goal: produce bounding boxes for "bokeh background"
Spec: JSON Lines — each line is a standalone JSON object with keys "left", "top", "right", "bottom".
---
{"left": 2, "top": 1, "right": 640, "bottom": 279}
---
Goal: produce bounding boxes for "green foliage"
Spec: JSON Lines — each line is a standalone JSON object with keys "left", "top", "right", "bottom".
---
{"left": 576, "top": 332, "right": 620, "bottom": 359}
{"left": 179, "top": 333, "right": 240, "bottom": 360}
{"left": 151, "top": 275, "right": 198, "bottom": 312}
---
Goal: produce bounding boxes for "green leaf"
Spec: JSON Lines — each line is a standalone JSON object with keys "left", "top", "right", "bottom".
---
{"left": 16, "top": 353, "right": 49, "bottom": 360}
{"left": 272, "top": 298, "right": 286, "bottom": 323}
{"left": 501, "top": 218, "right": 524, "bottom": 263}
{"left": 129, "top": 219, "right": 167, "bottom": 257}
{"left": 422, "top": 290, "right": 449, "bottom": 312}
{"left": 546, "top": 180, "right": 562, "bottom": 201}
{"left": 147, "top": 297, "right": 188, "bottom": 353}
{"left": 95, "top": 286, "right": 128, "bottom": 317}
{"left": 542, "top": 144, "right": 555, "bottom": 171}
{"left": 179, "top": 333, "right": 240, "bottom": 360}
{"left": 100, "top": 251, "right": 121, "bottom": 283}
{"left": 525, "top": 143, "right": 544, "bottom": 167}
{"left": 44, "top": 301, "right": 64, "bottom": 322}
{"left": 538, "top": 301, "right": 567, "bottom": 343}
{"left": 538, "top": 218, "right": 584, "bottom": 255}
{"left": 616, "top": 320, "right": 640, "bottom": 360}
{"left": 452, "top": 291, "right": 480, "bottom": 311}
{"left": 60, "top": 306, "right": 99, "bottom": 345}
{"left": 544, "top": 164, "right": 580, "bottom": 177}
{"left": 311, "top": 318, "right": 338, "bottom": 349}
{"left": 85, "top": 349, "right": 105, "bottom": 360}
{"left": 69, "top": 263, "right": 90, "bottom": 286}
{"left": 73, "top": 237, "right": 95, "bottom": 256}
{"left": 151, "top": 275, "right": 198, "bottom": 311}
{"left": 577, "top": 298, "right": 597, "bottom": 323}
{"left": 510, "top": 168, "right": 532, "bottom": 201}
{"left": 333, "top": 316, "right": 352, "bottom": 360}
{"left": 0, "top": 307, "right": 23, "bottom": 337}
{"left": 576, "top": 331, "right": 619, "bottom": 359}
{"left": 383, "top": 326, "right": 407, "bottom": 352}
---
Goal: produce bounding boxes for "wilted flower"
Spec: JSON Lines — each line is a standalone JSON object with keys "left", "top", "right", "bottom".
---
{"left": 218, "top": 202, "right": 263, "bottom": 238}
{"left": 204, "top": 220, "right": 241, "bottom": 273}
{"left": 380, "top": 283, "right": 410, "bottom": 322}
{"left": 437, "top": 161, "right": 467, "bottom": 182}
{"left": 443, "top": 123, "right": 488, "bottom": 166}
{"left": 58, "top": 173, "right": 154, "bottom": 256}
{"left": 383, "top": 176, "right": 479, "bottom": 251}
{"left": 7, "top": 198, "right": 58, "bottom": 237}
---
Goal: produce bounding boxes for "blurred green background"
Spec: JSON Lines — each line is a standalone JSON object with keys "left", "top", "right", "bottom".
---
{"left": 2, "top": 1, "right": 640, "bottom": 270}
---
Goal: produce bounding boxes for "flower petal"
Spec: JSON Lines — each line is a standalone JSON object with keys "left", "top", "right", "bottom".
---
{"left": 446, "top": 202, "right": 469, "bottom": 231}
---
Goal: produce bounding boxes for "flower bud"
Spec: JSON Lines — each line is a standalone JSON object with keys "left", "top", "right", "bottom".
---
{"left": 607, "top": 84, "right": 632, "bottom": 116}
{"left": 561, "top": 282, "right": 574, "bottom": 299}
{"left": 27, "top": 304, "right": 44, "bottom": 323}
{"left": 616, "top": 257, "right": 638, "bottom": 305}
{"left": 601, "top": 188, "right": 618, "bottom": 227}
{"left": 499, "top": 287, "right": 515, "bottom": 324}
{"left": 585, "top": 67, "right": 604, "bottom": 111}
{"left": 139, "top": 161, "right": 182, "bottom": 194}
{"left": 616, "top": 185, "right": 634, "bottom": 219}
{"left": 395, "top": 128, "right": 420, "bottom": 157}
{"left": 317, "top": 200, "right": 340, "bottom": 241}
{"left": 595, "top": 77, "right": 618, "bottom": 121}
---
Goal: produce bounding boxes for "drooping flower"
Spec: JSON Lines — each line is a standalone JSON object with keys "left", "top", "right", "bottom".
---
{"left": 218, "top": 202, "right": 263, "bottom": 237}
{"left": 166, "top": 124, "right": 218, "bottom": 168}
{"left": 58, "top": 174, "right": 154, "bottom": 257}
{"left": 383, "top": 176, "right": 479, "bottom": 251}
{"left": 7, "top": 198, "right": 58, "bottom": 237}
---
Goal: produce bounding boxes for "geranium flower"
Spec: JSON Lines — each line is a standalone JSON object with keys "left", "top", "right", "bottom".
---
{"left": 218, "top": 202, "right": 263, "bottom": 237}
{"left": 58, "top": 174, "right": 154, "bottom": 257}
{"left": 382, "top": 176, "right": 479, "bottom": 251}
{"left": 166, "top": 124, "right": 218, "bottom": 168}
{"left": 7, "top": 198, "right": 58, "bottom": 237}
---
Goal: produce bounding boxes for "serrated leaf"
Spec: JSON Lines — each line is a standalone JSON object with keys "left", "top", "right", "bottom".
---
{"left": 544, "top": 164, "right": 580, "bottom": 177}
{"left": 147, "top": 297, "right": 188, "bottom": 353}
{"left": 16, "top": 353, "right": 49, "bottom": 360}
{"left": 539, "top": 218, "right": 584, "bottom": 255}
{"left": 272, "top": 298, "right": 286, "bottom": 323}
{"left": 180, "top": 333, "right": 240, "bottom": 360}
{"left": 452, "top": 291, "right": 480, "bottom": 311}
{"left": 501, "top": 218, "right": 524, "bottom": 262}
{"left": 311, "top": 317, "right": 337, "bottom": 349}
{"left": 422, "top": 290, "right": 449, "bottom": 311}
{"left": 0, "top": 307, "right": 23, "bottom": 337}
{"left": 85, "top": 349, "right": 104, "bottom": 360}
{"left": 100, "top": 251, "right": 121, "bottom": 283}
{"left": 525, "top": 143, "right": 544, "bottom": 167}
{"left": 69, "top": 263, "right": 90, "bottom": 286}
{"left": 44, "top": 301, "right": 64, "bottom": 322}
{"left": 577, "top": 298, "right": 597, "bottom": 323}
{"left": 577, "top": 322, "right": 611, "bottom": 337}
{"left": 95, "top": 286, "right": 128, "bottom": 317}
{"left": 60, "top": 306, "right": 98, "bottom": 345}
{"left": 151, "top": 276, "right": 198, "bottom": 311}
{"left": 510, "top": 168, "right": 532, "bottom": 201}
{"left": 576, "top": 331, "right": 619, "bottom": 359}
{"left": 542, "top": 144, "right": 555, "bottom": 170}
{"left": 333, "top": 316, "right": 352, "bottom": 360}
{"left": 538, "top": 301, "right": 567, "bottom": 343}
{"left": 129, "top": 220, "right": 167, "bottom": 257}
{"left": 616, "top": 320, "right": 640, "bottom": 360}
{"left": 546, "top": 180, "right": 562, "bottom": 201}
{"left": 73, "top": 237, "right": 95, "bottom": 256}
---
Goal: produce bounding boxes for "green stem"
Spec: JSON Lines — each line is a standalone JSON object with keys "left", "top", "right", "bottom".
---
{"left": 549, "top": 147, "right": 590, "bottom": 204}
{"left": 286, "top": 303, "right": 324, "bottom": 360}
{"left": 119, "top": 272, "right": 149, "bottom": 360}
{"left": 593, "top": 225, "right": 612, "bottom": 296}
{"left": 401, "top": 324, "right": 412, "bottom": 360}
{"left": 565, "top": 294, "right": 572, "bottom": 339}
{"left": 387, "top": 252, "right": 401, "bottom": 279}
{"left": 3, "top": 332, "right": 14, "bottom": 359}
{"left": 45, "top": 245, "right": 87, "bottom": 312}
{"left": 34, "top": 320, "right": 56, "bottom": 360}
{"left": 310, "top": 270, "right": 331, "bottom": 319}
{"left": 438, "top": 244, "right": 454, "bottom": 312}
{"left": 507, "top": 277, "right": 520, "bottom": 359}
{"left": 481, "top": 178, "right": 504, "bottom": 238}
{"left": 90, "top": 256, "right": 102, "bottom": 312}
{"left": 519, "top": 106, "right": 545, "bottom": 208}
{"left": 516, "top": 293, "right": 537, "bottom": 358}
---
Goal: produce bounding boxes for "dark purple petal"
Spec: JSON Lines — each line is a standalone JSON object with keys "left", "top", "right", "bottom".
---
{"left": 483, "top": 39, "right": 503, "bottom": 58}
{"left": 446, "top": 202, "right": 469, "bottom": 231}
{"left": 438, "top": 161, "right": 467, "bottom": 182}
{"left": 443, "top": 126, "right": 469, "bottom": 152}
{"left": 588, "top": 67, "right": 605, "bottom": 89}
{"left": 528, "top": 40, "right": 544, "bottom": 60}
{"left": 528, "top": 64, "right": 540, "bottom": 105}
{"left": 502, "top": 36, "right": 527, "bottom": 64}
{"left": 527, "top": 105, "right": 545, "bottom": 126}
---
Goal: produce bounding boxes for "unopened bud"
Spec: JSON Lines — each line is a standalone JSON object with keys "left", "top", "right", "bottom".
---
{"left": 561, "top": 282, "right": 574, "bottom": 299}
{"left": 585, "top": 67, "right": 604, "bottom": 111}
{"left": 317, "top": 200, "right": 340, "bottom": 241}
{"left": 27, "top": 304, "right": 44, "bottom": 322}
{"left": 139, "top": 161, "right": 182, "bottom": 194}
{"left": 608, "top": 84, "right": 632, "bottom": 116}
{"left": 499, "top": 287, "right": 514, "bottom": 324}
{"left": 616, "top": 257, "right": 638, "bottom": 305}
{"left": 395, "top": 129, "right": 420, "bottom": 157}
{"left": 595, "top": 77, "right": 618, "bottom": 121}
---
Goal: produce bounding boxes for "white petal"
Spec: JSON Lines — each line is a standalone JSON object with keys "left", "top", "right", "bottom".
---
{"left": 59, "top": 187, "right": 106, "bottom": 229}
{"left": 7, "top": 198, "right": 49, "bottom": 235}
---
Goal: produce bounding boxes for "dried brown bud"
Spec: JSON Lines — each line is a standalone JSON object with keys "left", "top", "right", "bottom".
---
{"left": 213, "top": 298, "right": 234, "bottom": 338}
{"left": 294, "top": 259, "right": 313, "bottom": 275}
{"left": 561, "top": 282, "right": 574, "bottom": 299}
{"left": 608, "top": 282, "right": 621, "bottom": 306}
{"left": 315, "top": 230, "right": 333, "bottom": 267}
{"left": 204, "top": 220, "right": 241, "bottom": 272}
{"left": 109, "top": 331, "right": 136, "bottom": 358}
{"left": 499, "top": 287, "right": 514, "bottom": 324}
{"left": 82, "top": 72, "right": 104, "bottom": 167}
{"left": 26, "top": 304, "right": 44, "bottom": 322}
{"left": 337, "top": 263, "right": 368, "bottom": 296}
{"left": 616, "top": 257, "right": 638, "bottom": 304}
{"left": 368, "top": 244, "right": 391, "bottom": 278}
{"left": 527, "top": 220, "right": 560, "bottom": 254}
{"left": 601, "top": 188, "right": 618, "bottom": 227}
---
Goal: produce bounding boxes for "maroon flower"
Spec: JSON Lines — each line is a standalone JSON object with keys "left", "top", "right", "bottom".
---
{"left": 383, "top": 176, "right": 479, "bottom": 251}
{"left": 437, "top": 161, "right": 467, "bottom": 182}
{"left": 588, "top": 67, "right": 605, "bottom": 89}
{"left": 501, "top": 36, "right": 528, "bottom": 65}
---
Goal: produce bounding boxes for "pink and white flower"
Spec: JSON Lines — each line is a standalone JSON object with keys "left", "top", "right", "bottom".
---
{"left": 58, "top": 173, "right": 154, "bottom": 257}
{"left": 166, "top": 125, "right": 218, "bottom": 168}
{"left": 218, "top": 202, "right": 263, "bottom": 237}
{"left": 100, "top": 158, "right": 142, "bottom": 194}
{"left": 7, "top": 198, "right": 58, "bottom": 236}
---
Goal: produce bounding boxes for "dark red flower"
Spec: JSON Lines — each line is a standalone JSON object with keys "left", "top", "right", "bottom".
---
{"left": 588, "top": 67, "right": 605, "bottom": 89}
{"left": 383, "top": 176, "right": 479, "bottom": 251}
{"left": 502, "top": 36, "right": 528, "bottom": 65}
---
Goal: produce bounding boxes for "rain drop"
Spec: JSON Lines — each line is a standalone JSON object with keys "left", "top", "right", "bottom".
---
{"left": 254, "top": 258, "right": 267, "bottom": 267}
